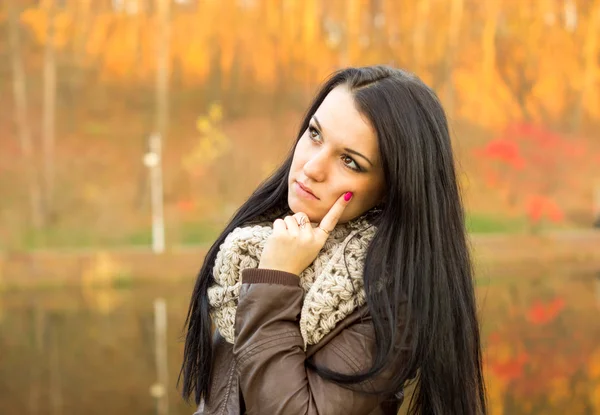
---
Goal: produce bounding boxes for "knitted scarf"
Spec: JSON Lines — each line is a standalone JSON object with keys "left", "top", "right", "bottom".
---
{"left": 207, "top": 208, "right": 377, "bottom": 349}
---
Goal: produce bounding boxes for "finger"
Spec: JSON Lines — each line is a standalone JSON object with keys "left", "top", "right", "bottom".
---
{"left": 283, "top": 216, "right": 300, "bottom": 236}
{"left": 317, "top": 191, "right": 353, "bottom": 238}
{"left": 293, "top": 212, "right": 311, "bottom": 234}
{"left": 293, "top": 212, "right": 309, "bottom": 227}
{"left": 273, "top": 218, "right": 287, "bottom": 235}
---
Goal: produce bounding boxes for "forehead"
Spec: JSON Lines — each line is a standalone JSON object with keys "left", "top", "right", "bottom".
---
{"left": 314, "top": 86, "right": 379, "bottom": 163}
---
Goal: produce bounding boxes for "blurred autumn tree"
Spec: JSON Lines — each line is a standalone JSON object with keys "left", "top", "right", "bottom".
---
{"left": 474, "top": 122, "right": 598, "bottom": 229}
{"left": 1, "top": 0, "right": 599, "bottom": 247}
{"left": 5, "top": 0, "right": 598, "bottom": 126}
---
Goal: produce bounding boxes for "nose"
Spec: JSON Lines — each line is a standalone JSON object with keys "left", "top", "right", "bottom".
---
{"left": 302, "top": 148, "right": 328, "bottom": 183}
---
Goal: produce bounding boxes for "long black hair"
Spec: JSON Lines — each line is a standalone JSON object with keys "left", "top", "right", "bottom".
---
{"left": 180, "top": 66, "right": 486, "bottom": 414}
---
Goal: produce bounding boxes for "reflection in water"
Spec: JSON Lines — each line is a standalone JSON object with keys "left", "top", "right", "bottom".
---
{"left": 29, "top": 306, "right": 44, "bottom": 415}
{"left": 0, "top": 270, "right": 599, "bottom": 414}
{"left": 80, "top": 252, "right": 128, "bottom": 315}
{"left": 480, "top": 269, "right": 600, "bottom": 415}
{"left": 49, "top": 316, "right": 63, "bottom": 415}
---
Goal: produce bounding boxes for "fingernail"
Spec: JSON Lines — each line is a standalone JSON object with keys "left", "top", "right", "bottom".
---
{"left": 344, "top": 192, "right": 353, "bottom": 201}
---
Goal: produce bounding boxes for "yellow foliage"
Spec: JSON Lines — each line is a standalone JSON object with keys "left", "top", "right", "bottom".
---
{"left": 178, "top": 37, "right": 210, "bottom": 84}
{"left": 252, "top": 37, "right": 277, "bottom": 86}
{"left": 196, "top": 117, "right": 211, "bottom": 134}
{"left": 20, "top": 7, "right": 72, "bottom": 49}
{"left": 103, "top": 17, "right": 139, "bottom": 78}
{"left": 80, "top": 252, "right": 128, "bottom": 314}
{"left": 484, "top": 369, "right": 507, "bottom": 415}
{"left": 454, "top": 67, "right": 515, "bottom": 128}
{"left": 589, "top": 348, "right": 600, "bottom": 378}
{"left": 86, "top": 13, "right": 115, "bottom": 59}
{"left": 220, "top": 33, "right": 237, "bottom": 85}
{"left": 20, "top": 8, "right": 46, "bottom": 43}
{"left": 52, "top": 11, "right": 72, "bottom": 48}
{"left": 547, "top": 376, "right": 570, "bottom": 407}
{"left": 592, "top": 383, "right": 600, "bottom": 414}
{"left": 12, "top": 0, "right": 600, "bottom": 124}
{"left": 208, "top": 103, "right": 223, "bottom": 122}
{"left": 184, "top": 105, "right": 231, "bottom": 176}
{"left": 81, "top": 252, "right": 122, "bottom": 287}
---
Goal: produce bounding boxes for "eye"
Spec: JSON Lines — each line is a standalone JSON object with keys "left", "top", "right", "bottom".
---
{"left": 342, "top": 155, "right": 361, "bottom": 172}
{"left": 308, "top": 125, "right": 321, "bottom": 141}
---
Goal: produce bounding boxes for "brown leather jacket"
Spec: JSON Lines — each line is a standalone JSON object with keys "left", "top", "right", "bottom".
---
{"left": 194, "top": 268, "right": 405, "bottom": 415}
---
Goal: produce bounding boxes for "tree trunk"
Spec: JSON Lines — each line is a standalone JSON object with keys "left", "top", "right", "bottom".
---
{"left": 42, "top": 0, "right": 57, "bottom": 222}
{"left": 7, "top": 1, "right": 44, "bottom": 230}
{"left": 154, "top": 0, "right": 170, "bottom": 250}
{"left": 155, "top": 0, "right": 170, "bottom": 141}
{"left": 150, "top": 0, "right": 171, "bottom": 251}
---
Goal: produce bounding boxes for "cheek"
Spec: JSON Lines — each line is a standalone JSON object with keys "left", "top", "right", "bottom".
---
{"left": 326, "top": 175, "right": 376, "bottom": 207}
{"left": 291, "top": 139, "right": 308, "bottom": 168}
{"left": 351, "top": 179, "right": 377, "bottom": 200}
{"left": 348, "top": 178, "right": 384, "bottom": 209}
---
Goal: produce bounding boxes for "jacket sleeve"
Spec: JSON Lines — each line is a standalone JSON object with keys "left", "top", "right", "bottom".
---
{"left": 232, "top": 268, "right": 395, "bottom": 415}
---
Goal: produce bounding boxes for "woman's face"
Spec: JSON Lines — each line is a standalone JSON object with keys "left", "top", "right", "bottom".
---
{"left": 287, "top": 85, "right": 386, "bottom": 224}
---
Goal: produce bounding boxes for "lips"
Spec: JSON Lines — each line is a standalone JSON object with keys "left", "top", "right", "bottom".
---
{"left": 296, "top": 181, "right": 319, "bottom": 199}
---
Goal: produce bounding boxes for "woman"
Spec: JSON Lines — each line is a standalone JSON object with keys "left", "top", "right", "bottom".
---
{"left": 180, "top": 66, "right": 487, "bottom": 414}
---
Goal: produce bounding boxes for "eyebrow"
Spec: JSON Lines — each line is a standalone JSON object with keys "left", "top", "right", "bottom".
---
{"left": 312, "top": 115, "right": 374, "bottom": 167}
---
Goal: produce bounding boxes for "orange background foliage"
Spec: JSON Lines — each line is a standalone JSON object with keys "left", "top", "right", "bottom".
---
{"left": 0, "top": 0, "right": 599, "bottom": 247}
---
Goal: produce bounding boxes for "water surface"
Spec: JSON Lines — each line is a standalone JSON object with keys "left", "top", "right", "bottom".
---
{"left": 1, "top": 268, "right": 598, "bottom": 414}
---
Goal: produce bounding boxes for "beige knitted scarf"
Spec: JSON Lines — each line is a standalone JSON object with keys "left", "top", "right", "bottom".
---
{"left": 207, "top": 207, "right": 378, "bottom": 349}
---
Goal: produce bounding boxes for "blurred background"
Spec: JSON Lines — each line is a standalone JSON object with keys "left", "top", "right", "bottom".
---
{"left": 1, "top": 0, "right": 599, "bottom": 414}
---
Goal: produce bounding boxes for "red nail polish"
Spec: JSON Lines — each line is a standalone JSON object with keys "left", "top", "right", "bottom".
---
{"left": 344, "top": 192, "right": 353, "bottom": 201}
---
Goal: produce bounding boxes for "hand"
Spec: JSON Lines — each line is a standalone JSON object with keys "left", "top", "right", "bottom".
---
{"left": 258, "top": 192, "right": 353, "bottom": 276}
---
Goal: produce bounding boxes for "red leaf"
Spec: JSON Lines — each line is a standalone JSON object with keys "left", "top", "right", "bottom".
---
{"left": 527, "top": 297, "right": 565, "bottom": 325}
{"left": 490, "top": 352, "right": 529, "bottom": 381}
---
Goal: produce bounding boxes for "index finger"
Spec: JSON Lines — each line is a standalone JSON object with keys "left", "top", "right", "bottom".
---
{"left": 318, "top": 191, "right": 353, "bottom": 235}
